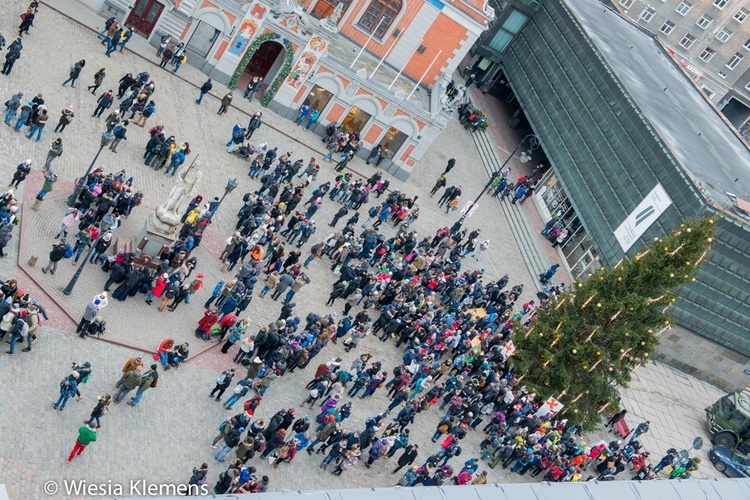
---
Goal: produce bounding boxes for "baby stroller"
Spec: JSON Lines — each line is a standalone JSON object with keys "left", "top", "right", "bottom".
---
{"left": 232, "top": 144, "right": 256, "bottom": 161}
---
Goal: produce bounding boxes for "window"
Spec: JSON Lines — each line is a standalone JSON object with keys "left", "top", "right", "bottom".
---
{"left": 619, "top": 0, "right": 634, "bottom": 8}
{"left": 488, "top": 9, "right": 529, "bottom": 53}
{"left": 680, "top": 33, "right": 697, "bottom": 48}
{"left": 713, "top": 0, "right": 728, "bottom": 9}
{"left": 676, "top": 1, "right": 692, "bottom": 15}
{"left": 745, "top": 81, "right": 750, "bottom": 91}
{"left": 340, "top": 106, "right": 372, "bottom": 133}
{"left": 358, "top": 0, "right": 402, "bottom": 38}
{"left": 379, "top": 127, "right": 408, "bottom": 157}
{"left": 640, "top": 7, "right": 656, "bottom": 22}
{"left": 186, "top": 21, "right": 220, "bottom": 58}
{"left": 718, "top": 71, "right": 728, "bottom": 79}
{"left": 702, "top": 85, "right": 716, "bottom": 98}
{"left": 699, "top": 46, "right": 716, "bottom": 61}
{"left": 696, "top": 14, "right": 713, "bottom": 29}
{"left": 727, "top": 52, "right": 744, "bottom": 69}
{"left": 660, "top": 20, "right": 676, "bottom": 35}
{"left": 716, "top": 27, "right": 733, "bottom": 42}
{"left": 745, "top": 38, "right": 750, "bottom": 50}
{"left": 735, "top": 8, "right": 749, "bottom": 22}
{"left": 302, "top": 85, "right": 334, "bottom": 116}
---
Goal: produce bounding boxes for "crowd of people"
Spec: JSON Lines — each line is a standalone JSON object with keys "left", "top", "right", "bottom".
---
{"left": 0, "top": 2, "right": 701, "bottom": 495}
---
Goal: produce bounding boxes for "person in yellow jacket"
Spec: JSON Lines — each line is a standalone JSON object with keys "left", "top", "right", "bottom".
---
{"left": 173, "top": 52, "right": 187, "bottom": 73}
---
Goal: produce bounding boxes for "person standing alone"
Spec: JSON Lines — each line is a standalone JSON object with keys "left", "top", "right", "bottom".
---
{"left": 67, "top": 422, "right": 97, "bottom": 462}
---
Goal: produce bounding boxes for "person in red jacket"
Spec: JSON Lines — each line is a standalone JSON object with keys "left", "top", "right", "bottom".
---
{"left": 196, "top": 308, "right": 220, "bottom": 340}
{"left": 156, "top": 338, "right": 174, "bottom": 367}
{"left": 217, "top": 314, "right": 238, "bottom": 342}
{"left": 146, "top": 273, "right": 169, "bottom": 305}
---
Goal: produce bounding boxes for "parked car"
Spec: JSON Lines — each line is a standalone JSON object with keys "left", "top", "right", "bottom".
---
{"left": 709, "top": 445, "right": 750, "bottom": 477}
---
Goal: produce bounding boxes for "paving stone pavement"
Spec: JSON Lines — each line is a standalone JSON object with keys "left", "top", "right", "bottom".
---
{"left": 0, "top": 1, "right": 727, "bottom": 497}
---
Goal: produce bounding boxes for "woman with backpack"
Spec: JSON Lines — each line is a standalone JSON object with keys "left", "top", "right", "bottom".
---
{"left": 62, "top": 60, "right": 86, "bottom": 88}
{"left": 134, "top": 100, "right": 155, "bottom": 127}
{"left": 159, "top": 45, "right": 173, "bottom": 69}
{"left": 87, "top": 68, "right": 106, "bottom": 95}
{"left": 4, "top": 92, "right": 23, "bottom": 125}
{"left": 53, "top": 372, "right": 80, "bottom": 411}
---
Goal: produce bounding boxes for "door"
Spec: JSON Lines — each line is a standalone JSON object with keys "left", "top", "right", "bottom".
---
{"left": 126, "top": 0, "right": 164, "bottom": 39}
{"left": 311, "top": 0, "right": 352, "bottom": 20}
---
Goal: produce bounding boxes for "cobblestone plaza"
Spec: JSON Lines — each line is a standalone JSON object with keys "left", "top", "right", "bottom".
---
{"left": 0, "top": 1, "right": 729, "bottom": 497}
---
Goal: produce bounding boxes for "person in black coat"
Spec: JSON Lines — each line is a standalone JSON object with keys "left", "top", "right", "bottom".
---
{"left": 392, "top": 444, "right": 419, "bottom": 473}
{"left": 263, "top": 411, "right": 285, "bottom": 441}
{"left": 443, "top": 158, "right": 456, "bottom": 174}
{"left": 112, "top": 268, "right": 138, "bottom": 301}
{"left": 103, "top": 262, "right": 128, "bottom": 291}
{"left": 330, "top": 206, "right": 349, "bottom": 227}
{"left": 196, "top": 78, "right": 212, "bottom": 105}
{"left": 279, "top": 408, "right": 295, "bottom": 431}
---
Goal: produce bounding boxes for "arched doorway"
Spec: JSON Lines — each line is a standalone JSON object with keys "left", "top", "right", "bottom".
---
{"left": 229, "top": 33, "right": 294, "bottom": 107}
{"left": 244, "top": 41, "right": 284, "bottom": 81}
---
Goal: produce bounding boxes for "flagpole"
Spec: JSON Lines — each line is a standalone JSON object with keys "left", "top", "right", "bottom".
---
{"left": 371, "top": 30, "right": 400, "bottom": 79}
{"left": 407, "top": 50, "right": 442, "bottom": 100}
{"left": 389, "top": 39, "right": 422, "bottom": 90}
{"left": 350, "top": 17, "right": 386, "bottom": 69}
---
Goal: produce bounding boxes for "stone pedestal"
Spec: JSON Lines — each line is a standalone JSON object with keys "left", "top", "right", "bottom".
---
{"left": 136, "top": 222, "right": 176, "bottom": 257}
{"left": 135, "top": 165, "right": 202, "bottom": 256}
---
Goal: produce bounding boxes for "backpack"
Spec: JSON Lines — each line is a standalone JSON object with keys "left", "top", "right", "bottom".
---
{"left": 63, "top": 243, "right": 74, "bottom": 259}
{"left": 219, "top": 420, "right": 229, "bottom": 433}
{"left": 142, "top": 105, "right": 155, "bottom": 117}
{"left": 60, "top": 377, "right": 72, "bottom": 391}
{"left": 217, "top": 373, "right": 227, "bottom": 385}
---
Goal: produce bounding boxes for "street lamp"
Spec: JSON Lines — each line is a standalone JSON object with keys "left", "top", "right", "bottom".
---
{"left": 208, "top": 178, "right": 239, "bottom": 222}
{"left": 63, "top": 227, "right": 117, "bottom": 296}
{"left": 457, "top": 133, "right": 540, "bottom": 225}
{"left": 67, "top": 131, "right": 114, "bottom": 207}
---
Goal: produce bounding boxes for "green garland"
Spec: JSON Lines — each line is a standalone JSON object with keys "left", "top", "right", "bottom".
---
{"left": 261, "top": 39, "right": 294, "bottom": 107}
{"left": 228, "top": 32, "right": 295, "bottom": 108}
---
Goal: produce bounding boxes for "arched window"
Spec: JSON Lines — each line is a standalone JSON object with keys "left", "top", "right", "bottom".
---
{"left": 358, "top": 0, "right": 402, "bottom": 38}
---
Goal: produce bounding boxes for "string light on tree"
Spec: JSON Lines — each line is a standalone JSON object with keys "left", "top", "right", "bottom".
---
{"left": 512, "top": 217, "right": 715, "bottom": 429}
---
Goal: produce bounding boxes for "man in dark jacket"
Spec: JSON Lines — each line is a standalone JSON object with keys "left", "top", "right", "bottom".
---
{"left": 392, "top": 444, "right": 419, "bottom": 473}
{"left": 41, "top": 239, "right": 68, "bottom": 275}
{"left": 128, "top": 364, "right": 158, "bottom": 406}
{"left": 330, "top": 206, "right": 349, "bottom": 227}
{"left": 209, "top": 368, "right": 235, "bottom": 400}
{"left": 103, "top": 262, "right": 128, "bottom": 291}
{"left": 93, "top": 90, "right": 114, "bottom": 117}
{"left": 2, "top": 38, "right": 22, "bottom": 75}
{"left": 215, "top": 426, "right": 244, "bottom": 462}
{"left": 196, "top": 78, "right": 212, "bottom": 105}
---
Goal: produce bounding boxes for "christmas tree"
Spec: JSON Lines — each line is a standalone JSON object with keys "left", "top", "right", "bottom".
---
{"left": 513, "top": 217, "right": 716, "bottom": 429}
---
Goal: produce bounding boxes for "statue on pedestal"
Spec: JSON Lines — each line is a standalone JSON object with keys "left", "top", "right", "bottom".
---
{"left": 152, "top": 164, "right": 202, "bottom": 236}
{"left": 319, "top": 3, "right": 344, "bottom": 34}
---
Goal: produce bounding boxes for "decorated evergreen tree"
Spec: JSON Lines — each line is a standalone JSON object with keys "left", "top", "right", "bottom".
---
{"left": 513, "top": 217, "right": 716, "bottom": 429}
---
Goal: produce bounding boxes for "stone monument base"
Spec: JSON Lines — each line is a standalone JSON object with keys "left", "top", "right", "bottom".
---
{"left": 135, "top": 221, "right": 177, "bottom": 257}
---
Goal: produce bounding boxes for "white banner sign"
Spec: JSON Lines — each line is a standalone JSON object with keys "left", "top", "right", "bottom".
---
{"left": 534, "top": 397, "right": 564, "bottom": 417}
{"left": 614, "top": 183, "right": 673, "bottom": 252}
